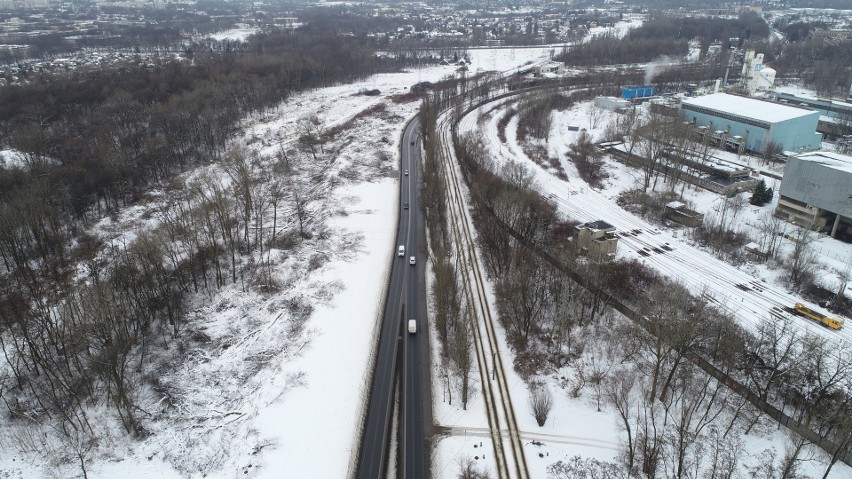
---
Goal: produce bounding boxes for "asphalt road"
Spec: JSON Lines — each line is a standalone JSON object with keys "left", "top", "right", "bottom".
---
{"left": 403, "top": 119, "right": 427, "bottom": 479}
{"left": 356, "top": 118, "right": 426, "bottom": 479}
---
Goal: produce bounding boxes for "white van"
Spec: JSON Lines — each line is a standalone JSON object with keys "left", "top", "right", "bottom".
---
{"left": 398, "top": 245, "right": 405, "bottom": 256}
{"left": 408, "top": 319, "right": 417, "bottom": 334}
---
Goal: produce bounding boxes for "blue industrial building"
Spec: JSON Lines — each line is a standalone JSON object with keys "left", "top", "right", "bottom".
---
{"left": 681, "top": 93, "right": 822, "bottom": 154}
{"left": 622, "top": 85, "right": 655, "bottom": 100}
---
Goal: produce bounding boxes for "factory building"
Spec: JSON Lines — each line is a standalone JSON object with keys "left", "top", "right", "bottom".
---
{"left": 775, "top": 151, "right": 852, "bottom": 241}
{"left": 740, "top": 51, "right": 776, "bottom": 95}
{"left": 776, "top": 92, "right": 852, "bottom": 121}
{"left": 681, "top": 93, "right": 822, "bottom": 154}
{"left": 775, "top": 92, "right": 852, "bottom": 139}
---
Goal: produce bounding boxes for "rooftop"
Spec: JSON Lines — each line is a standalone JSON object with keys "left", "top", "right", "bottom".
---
{"left": 682, "top": 92, "right": 817, "bottom": 123}
{"left": 795, "top": 151, "right": 852, "bottom": 175}
{"left": 578, "top": 220, "right": 616, "bottom": 231}
{"left": 777, "top": 91, "right": 852, "bottom": 110}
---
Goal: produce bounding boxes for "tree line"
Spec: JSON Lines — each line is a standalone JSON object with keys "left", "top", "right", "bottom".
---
{"left": 0, "top": 28, "right": 410, "bottom": 290}
{"left": 556, "top": 12, "right": 769, "bottom": 67}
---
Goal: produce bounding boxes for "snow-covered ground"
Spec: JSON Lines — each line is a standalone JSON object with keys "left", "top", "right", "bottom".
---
{"left": 207, "top": 28, "right": 259, "bottom": 42}
{"left": 5, "top": 11, "right": 846, "bottom": 474}
{"left": 0, "top": 149, "right": 26, "bottom": 169}
{"left": 583, "top": 14, "right": 645, "bottom": 43}
{"left": 450, "top": 91, "right": 852, "bottom": 478}
{"left": 0, "top": 46, "right": 564, "bottom": 479}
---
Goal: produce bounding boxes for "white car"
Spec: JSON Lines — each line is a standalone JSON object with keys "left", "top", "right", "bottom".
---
{"left": 409, "top": 256, "right": 416, "bottom": 265}
{"left": 408, "top": 319, "right": 417, "bottom": 334}
{"left": 398, "top": 245, "right": 405, "bottom": 256}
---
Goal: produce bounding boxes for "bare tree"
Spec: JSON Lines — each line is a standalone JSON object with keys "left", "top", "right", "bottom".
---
{"left": 748, "top": 448, "right": 779, "bottom": 479}
{"left": 297, "top": 114, "right": 326, "bottom": 161}
{"left": 607, "top": 367, "right": 637, "bottom": 472}
{"left": 567, "top": 131, "right": 606, "bottom": 187}
{"left": 630, "top": 282, "right": 707, "bottom": 403}
{"left": 762, "top": 140, "right": 784, "bottom": 165}
{"left": 743, "top": 316, "right": 801, "bottom": 401}
{"left": 457, "top": 456, "right": 492, "bottom": 479}
{"left": 785, "top": 220, "right": 819, "bottom": 288}
{"left": 529, "top": 384, "right": 554, "bottom": 427}
{"left": 833, "top": 254, "right": 852, "bottom": 308}
{"left": 636, "top": 115, "right": 674, "bottom": 192}
{"left": 756, "top": 211, "right": 787, "bottom": 260}
{"left": 496, "top": 250, "right": 555, "bottom": 344}
{"left": 703, "top": 426, "right": 741, "bottom": 479}
{"left": 547, "top": 456, "right": 627, "bottom": 479}
{"left": 779, "top": 433, "right": 811, "bottom": 479}
{"left": 665, "top": 368, "right": 728, "bottom": 479}
{"left": 451, "top": 302, "right": 476, "bottom": 410}
{"left": 588, "top": 102, "right": 605, "bottom": 130}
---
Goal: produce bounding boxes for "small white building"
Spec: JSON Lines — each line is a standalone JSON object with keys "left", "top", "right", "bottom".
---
{"left": 594, "top": 96, "right": 630, "bottom": 112}
{"left": 534, "top": 61, "right": 564, "bottom": 77}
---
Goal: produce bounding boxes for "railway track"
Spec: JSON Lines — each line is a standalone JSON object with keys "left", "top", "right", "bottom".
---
{"left": 435, "top": 108, "right": 530, "bottom": 479}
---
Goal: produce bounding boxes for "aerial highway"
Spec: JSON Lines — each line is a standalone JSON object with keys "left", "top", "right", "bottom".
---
{"left": 357, "top": 118, "right": 429, "bottom": 479}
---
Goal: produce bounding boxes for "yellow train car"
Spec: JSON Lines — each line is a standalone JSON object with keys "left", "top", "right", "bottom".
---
{"left": 794, "top": 303, "right": 845, "bottom": 330}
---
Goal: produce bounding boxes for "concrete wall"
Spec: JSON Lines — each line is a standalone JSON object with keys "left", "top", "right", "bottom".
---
{"left": 665, "top": 207, "right": 705, "bottom": 227}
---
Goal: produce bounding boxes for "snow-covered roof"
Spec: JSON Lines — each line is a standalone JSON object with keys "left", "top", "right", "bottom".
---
{"left": 682, "top": 92, "right": 817, "bottom": 124}
{"left": 578, "top": 220, "right": 616, "bottom": 231}
{"left": 795, "top": 151, "right": 852, "bottom": 174}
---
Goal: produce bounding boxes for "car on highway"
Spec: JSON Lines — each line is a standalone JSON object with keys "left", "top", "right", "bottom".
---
{"left": 408, "top": 319, "right": 416, "bottom": 334}
{"left": 398, "top": 245, "right": 405, "bottom": 256}
{"left": 404, "top": 169, "right": 409, "bottom": 175}
{"left": 403, "top": 202, "right": 409, "bottom": 209}
{"left": 409, "top": 256, "right": 416, "bottom": 265}
{"left": 410, "top": 139, "right": 415, "bottom": 145}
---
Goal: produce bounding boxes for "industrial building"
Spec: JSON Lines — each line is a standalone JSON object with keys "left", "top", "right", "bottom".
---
{"left": 594, "top": 96, "right": 630, "bottom": 112}
{"left": 571, "top": 221, "right": 618, "bottom": 260}
{"left": 775, "top": 151, "right": 852, "bottom": 241}
{"left": 775, "top": 92, "right": 852, "bottom": 139}
{"left": 776, "top": 92, "right": 852, "bottom": 121}
{"left": 622, "top": 85, "right": 655, "bottom": 101}
{"left": 681, "top": 93, "right": 822, "bottom": 154}
{"left": 665, "top": 201, "right": 705, "bottom": 227}
{"left": 740, "top": 51, "right": 776, "bottom": 95}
